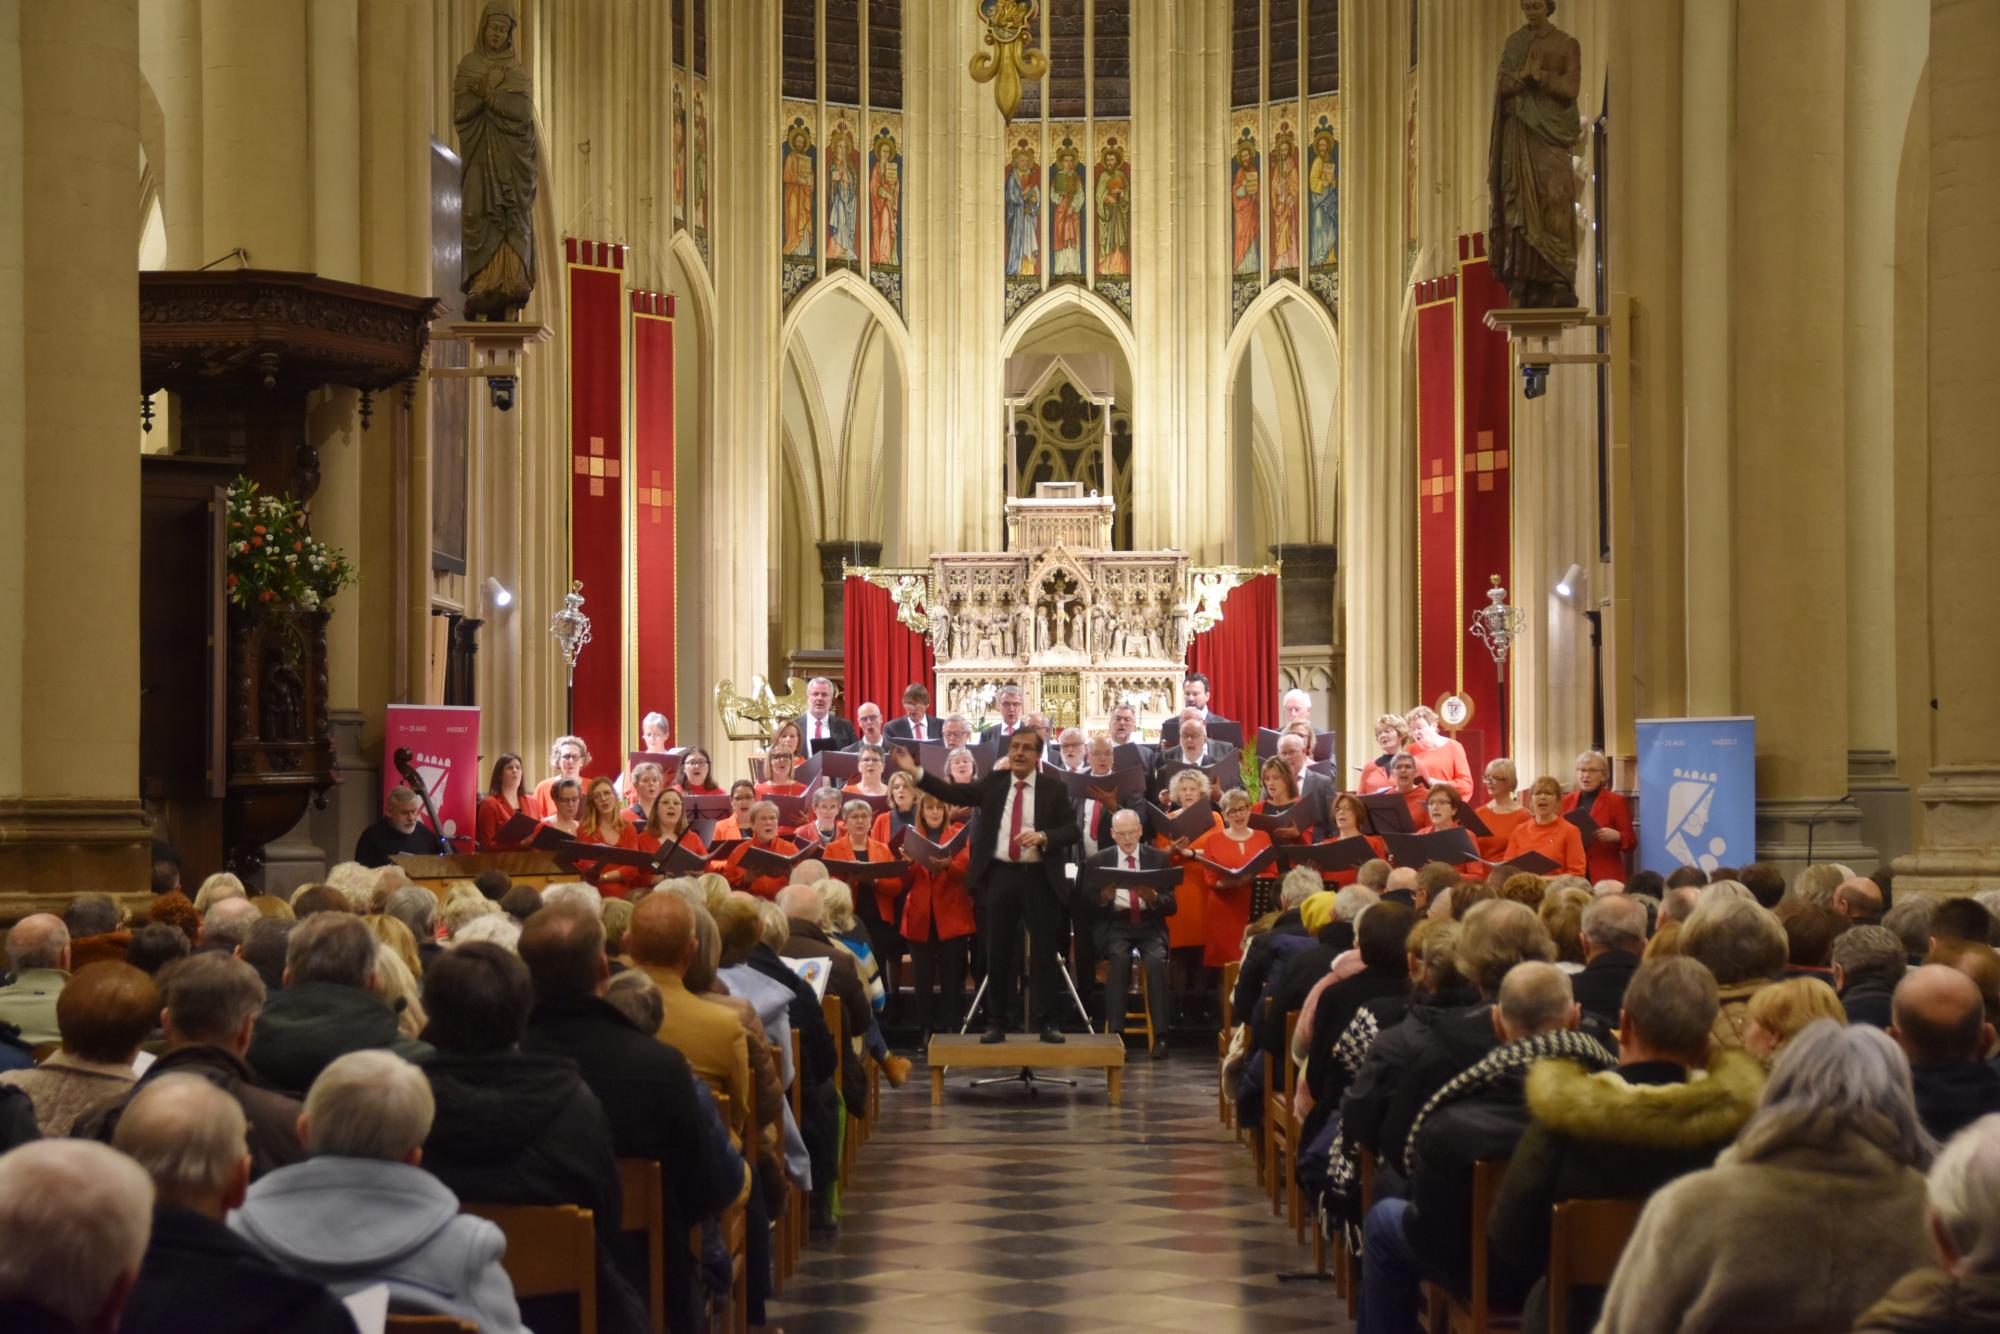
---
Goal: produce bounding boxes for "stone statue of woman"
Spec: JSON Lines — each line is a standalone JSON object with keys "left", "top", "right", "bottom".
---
{"left": 1487, "top": 0, "right": 1583, "bottom": 308}
{"left": 455, "top": 0, "right": 538, "bottom": 319}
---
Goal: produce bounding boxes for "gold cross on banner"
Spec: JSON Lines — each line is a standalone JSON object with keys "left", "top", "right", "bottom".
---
{"left": 641, "top": 469, "right": 672, "bottom": 524}
{"left": 1462, "top": 430, "right": 1510, "bottom": 494}
{"left": 1423, "top": 456, "right": 1455, "bottom": 514}
{"left": 574, "top": 435, "right": 621, "bottom": 497}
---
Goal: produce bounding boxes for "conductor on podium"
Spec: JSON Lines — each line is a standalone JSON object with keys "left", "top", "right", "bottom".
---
{"left": 896, "top": 729, "right": 1080, "bottom": 1045}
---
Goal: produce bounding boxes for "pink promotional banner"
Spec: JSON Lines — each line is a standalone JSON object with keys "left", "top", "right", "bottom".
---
{"left": 382, "top": 704, "right": 482, "bottom": 847}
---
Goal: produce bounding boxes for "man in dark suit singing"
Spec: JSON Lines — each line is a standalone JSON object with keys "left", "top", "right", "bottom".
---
{"left": 894, "top": 729, "right": 1080, "bottom": 1045}
{"left": 798, "top": 676, "right": 856, "bottom": 751}
{"left": 1082, "top": 809, "right": 1177, "bottom": 1059}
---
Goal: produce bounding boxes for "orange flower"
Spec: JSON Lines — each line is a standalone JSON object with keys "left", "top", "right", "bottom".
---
{"left": 252, "top": 525, "right": 266, "bottom": 534}
{"left": 251, "top": 536, "right": 263, "bottom": 546}
{"left": 258, "top": 590, "right": 276, "bottom": 602}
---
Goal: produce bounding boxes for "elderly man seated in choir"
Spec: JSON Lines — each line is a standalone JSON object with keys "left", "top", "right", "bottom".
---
{"left": 1084, "top": 810, "right": 1177, "bottom": 1059}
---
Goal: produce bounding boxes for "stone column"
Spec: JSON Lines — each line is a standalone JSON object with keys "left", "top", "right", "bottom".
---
{"left": 1731, "top": 1, "right": 1870, "bottom": 870}
{"left": 1896, "top": 0, "right": 2000, "bottom": 895}
{"left": 1337, "top": 0, "right": 1414, "bottom": 770}
{"left": 199, "top": 0, "right": 309, "bottom": 268}
{"left": 0, "top": 0, "right": 154, "bottom": 893}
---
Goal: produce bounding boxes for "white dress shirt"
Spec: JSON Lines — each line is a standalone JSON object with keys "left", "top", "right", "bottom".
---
{"left": 1110, "top": 850, "right": 1141, "bottom": 910}
{"left": 994, "top": 773, "right": 1039, "bottom": 862}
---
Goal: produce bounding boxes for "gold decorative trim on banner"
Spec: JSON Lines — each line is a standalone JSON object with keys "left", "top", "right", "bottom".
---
{"left": 844, "top": 563, "right": 935, "bottom": 634}
{"left": 1187, "top": 562, "right": 1280, "bottom": 636}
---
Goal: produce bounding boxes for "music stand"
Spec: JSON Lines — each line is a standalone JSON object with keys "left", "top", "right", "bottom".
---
{"left": 959, "top": 926, "right": 1094, "bottom": 1093}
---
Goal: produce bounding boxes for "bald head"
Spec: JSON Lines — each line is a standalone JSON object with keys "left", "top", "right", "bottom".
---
{"left": 199, "top": 896, "right": 262, "bottom": 951}
{"left": 112, "top": 1073, "right": 250, "bottom": 1217}
{"left": 1834, "top": 877, "right": 1884, "bottom": 922}
{"left": 5, "top": 913, "right": 69, "bottom": 972}
{"left": 788, "top": 859, "right": 828, "bottom": 886}
{"left": 1893, "top": 964, "right": 1991, "bottom": 1066}
{"left": 626, "top": 892, "right": 695, "bottom": 972}
{"left": 1496, "top": 961, "right": 1579, "bottom": 1040}
{"left": 777, "top": 883, "right": 824, "bottom": 924}
{"left": 1385, "top": 867, "right": 1420, "bottom": 895}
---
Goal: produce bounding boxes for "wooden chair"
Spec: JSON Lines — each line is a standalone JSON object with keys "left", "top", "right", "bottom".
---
{"left": 460, "top": 1203, "right": 598, "bottom": 1334}
{"left": 1546, "top": 1197, "right": 1642, "bottom": 1334}
{"left": 1348, "top": 1148, "right": 1376, "bottom": 1321}
{"left": 1217, "top": 960, "right": 1240, "bottom": 1127}
{"left": 1262, "top": 1010, "right": 1303, "bottom": 1234}
{"left": 820, "top": 994, "right": 853, "bottom": 1194}
{"left": 707, "top": 1095, "right": 749, "bottom": 1334}
{"left": 1100, "top": 947, "right": 1156, "bottom": 1049}
{"left": 1424, "top": 1158, "right": 1520, "bottom": 1334}
{"left": 617, "top": 1160, "right": 666, "bottom": 1334}
{"left": 384, "top": 1317, "right": 479, "bottom": 1334}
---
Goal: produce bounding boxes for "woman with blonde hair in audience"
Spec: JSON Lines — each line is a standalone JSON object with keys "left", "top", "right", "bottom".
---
{"left": 685, "top": 905, "right": 793, "bottom": 1197}
{"left": 1538, "top": 885, "right": 1593, "bottom": 970}
{"left": 820, "top": 878, "right": 886, "bottom": 1015}
{"left": 475, "top": 752, "right": 531, "bottom": 850}
{"left": 1679, "top": 894, "right": 1789, "bottom": 1052}
{"left": 192, "top": 871, "right": 247, "bottom": 916}
{"left": 1500, "top": 775, "right": 1589, "bottom": 878}
{"left": 575, "top": 776, "right": 646, "bottom": 897}
{"left": 365, "top": 914, "right": 424, "bottom": 980}
{"left": 1595, "top": 1021, "right": 1933, "bottom": 1333}
{"left": 1187, "top": 788, "right": 1273, "bottom": 969}
{"left": 450, "top": 913, "right": 520, "bottom": 954}
{"left": 1742, "top": 975, "right": 1847, "bottom": 1066}
{"left": 599, "top": 897, "right": 635, "bottom": 963}
{"left": 1474, "top": 757, "right": 1528, "bottom": 860}
{"left": 440, "top": 894, "right": 500, "bottom": 941}
{"left": 368, "top": 945, "right": 427, "bottom": 1041}
{"left": 1358, "top": 713, "right": 1412, "bottom": 794}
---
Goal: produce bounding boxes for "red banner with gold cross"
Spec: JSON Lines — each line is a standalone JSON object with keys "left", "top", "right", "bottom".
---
{"left": 630, "top": 290, "right": 677, "bottom": 739}
{"left": 565, "top": 238, "right": 626, "bottom": 774}
{"left": 1412, "top": 235, "right": 1515, "bottom": 780}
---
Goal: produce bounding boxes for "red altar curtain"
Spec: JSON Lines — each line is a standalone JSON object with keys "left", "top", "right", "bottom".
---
{"left": 1455, "top": 234, "right": 1513, "bottom": 776}
{"left": 630, "top": 289, "right": 677, "bottom": 735}
{"left": 1185, "top": 573, "right": 1279, "bottom": 736}
{"left": 843, "top": 576, "right": 936, "bottom": 719}
{"left": 1414, "top": 269, "right": 1460, "bottom": 744}
{"left": 566, "top": 238, "right": 625, "bottom": 775}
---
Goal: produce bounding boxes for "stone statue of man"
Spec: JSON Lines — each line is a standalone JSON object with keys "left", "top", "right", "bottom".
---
{"left": 455, "top": 0, "right": 538, "bottom": 319}
{"left": 1487, "top": 0, "right": 1583, "bottom": 308}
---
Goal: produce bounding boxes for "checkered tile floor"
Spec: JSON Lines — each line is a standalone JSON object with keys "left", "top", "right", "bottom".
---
{"left": 767, "top": 1046, "right": 1347, "bottom": 1332}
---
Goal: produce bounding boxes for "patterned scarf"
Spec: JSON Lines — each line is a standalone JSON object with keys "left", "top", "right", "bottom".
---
{"left": 1404, "top": 1028, "right": 1618, "bottom": 1176}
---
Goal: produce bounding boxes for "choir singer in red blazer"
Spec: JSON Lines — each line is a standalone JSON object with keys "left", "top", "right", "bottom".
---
{"left": 1562, "top": 749, "right": 1636, "bottom": 883}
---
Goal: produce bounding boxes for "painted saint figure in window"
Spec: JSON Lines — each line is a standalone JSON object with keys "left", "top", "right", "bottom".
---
{"left": 870, "top": 132, "right": 902, "bottom": 267}
{"left": 1051, "top": 145, "right": 1086, "bottom": 278}
{"left": 1006, "top": 144, "right": 1042, "bottom": 278}
{"left": 1231, "top": 138, "right": 1261, "bottom": 275}
{"left": 827, "top": 121, "right": 860, "bottom": 262}
{"left": 781, "top": 122, "right": 815, "bottom": 257}
{"left": 1269, "top": 129, "right": 1301, "bottom": 272}
{"left": 1095, "top": 143, "right": 1131, "bottom": 277}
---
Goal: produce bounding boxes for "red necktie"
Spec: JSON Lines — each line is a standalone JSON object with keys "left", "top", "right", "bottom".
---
{"left": 916, "top": 721, "right": 926, "bottom": 741}
{"left": 1127, "top": 853, "right": 1141, "bottom": 921}
{"left": 1007, "top": 780, "right": 1027, "bottom": 860}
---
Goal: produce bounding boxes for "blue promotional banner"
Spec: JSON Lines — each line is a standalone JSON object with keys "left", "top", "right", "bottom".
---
{"left": 1634, "top": 717, "right": 1757, "bottom": 876}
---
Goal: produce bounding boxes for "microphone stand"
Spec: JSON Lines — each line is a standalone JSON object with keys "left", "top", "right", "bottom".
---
{"left": 1802, "top": 792, "right": 1850, "bottom": 866}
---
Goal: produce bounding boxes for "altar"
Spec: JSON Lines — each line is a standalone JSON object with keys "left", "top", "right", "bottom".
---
{"left": 914, "top": 482, "right": 1228, "bottom": 733}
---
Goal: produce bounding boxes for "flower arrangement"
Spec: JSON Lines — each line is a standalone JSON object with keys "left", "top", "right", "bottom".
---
{"left": 225, "top": 476, "right": 357, "bottom": 617}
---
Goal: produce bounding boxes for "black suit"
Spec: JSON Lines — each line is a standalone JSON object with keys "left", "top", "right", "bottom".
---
{"left": 1082, "top": 845, "right": 1177, "bottom": 1037}
{"left": 914, "top": 764, "right": 1080, "bottom": 1031}
{"left": 1151, "top": 744, "right": 1240, "bottom": 797}
{"left": 884, "top": 714, "right": 940, "bottom": 744}
{"left": 799, "top": 712, "right": 856, "bottom": 751}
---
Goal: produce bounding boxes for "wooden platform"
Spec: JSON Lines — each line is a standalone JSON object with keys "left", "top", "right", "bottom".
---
{"left": 927, "top": 1033, "right": 1128, "bottom": 1106}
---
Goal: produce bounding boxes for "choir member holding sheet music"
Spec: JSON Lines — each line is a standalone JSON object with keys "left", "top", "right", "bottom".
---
{"left": 638, "top": 787, "right": 707, "bottom": 859}
{"left": 826, "top": 799, "right": 906, "bottom": 1007}
{"left": 842, "top": 744, "right": 891, "bottom": 798}
{"left": 1275, "top": 731, "right": 1335, "bottom": 836}
{"left": 883, "top": 683, "right": 937, "bottom": 743}
{"left": 1415, "top": 785, "right": 1489, "bottom": 880}
{"left": 614, "top": 710, "right": 673, "bottom": 798}
{"left": 675, "top": 747, "right": 722, "bottom": 795}
{"left": 712, "top": 780, "right": 757, "bottom": 840}
{"left": 720, "top": 801, "right": 805, "bottom": 899}
{"left": 1255, "top": 758, "right": 1313, "bottom": 844}
{"left": 530, "top": 735, "right": 591, "bottom": 817}
{"left": 1323, "top": 793, "right": 1390, "bottom": 886}
{"left": 1153, "top": 770, "right": 1222, "bottom": 958}
{"left": 941, "top": 746, "right": 980, "bottom": 826}
{"left": 1500, "top": 775, "right": 1589, "bottom": 876}
{"left": 1474, "top": 757, "right": 1528, "bottom": 861}
{"left": 1405, "top": 704, "right": 1475, "bottom": 798}
{"left": 477, "top": 752, "right": 533, "bottom": 850}
{"left": 1070, "top": 737, "right": 1142, "bottom": 857}
{"left": 541, "top": 777, "right": 583, "bottom": 835}
{"left": 1280, "top": 687, "right": 1314, "bottom": 727}
{"left": 872, "top": 771, "right": 919, "bottom": 847}
{"left": 1185, "top": 789, "right": 1273, "bottom": 967}
{"left": 899, "top": 795, "right": 974, "bottom": 1039}
{"left": 623, "top": 761, "right": 666, "bottom": 829}
{"left": 1083, "top": 809, "right": 1178, "bottom": 1058}
{"left": 576, "top": 776, "right": 648, "bottom": 895}
{"left": 754, "top": 748, "right": 806, "bottom": 798}
{"left": 1358, "top": 713, "right": 1411, "bottom": 794}
{"left": 1388, "top": 753, "right": 1432, "bottom": 830}
{"left": 845, "top": 703, "right": 888, "bottom": 752}
{"left": 1562, "top": 748, "right": 1636, "bottom": 882}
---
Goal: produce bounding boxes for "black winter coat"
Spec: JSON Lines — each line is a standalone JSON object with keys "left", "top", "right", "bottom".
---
{"left": 120, "top": 1205, "right": 358, "bottom": 1334}
{"left": 247, "top": 982, "right": 433, "bottom": 1096}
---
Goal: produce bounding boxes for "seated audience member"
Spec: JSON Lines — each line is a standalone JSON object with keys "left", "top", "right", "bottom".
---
{"left": 0, "top": 1139, "right": 154, "bottom": 1333}
{"left": 142, "top": 892, "right": 199, "bottom": 946}
{"left": 499, "top": 883, "right": 544, "bottom": 924}
{"left": 1676, "top": 894, "right": 1788, "bottom": 1052}
{"left": 1343, "top": 899, "right": 1558, "bottom": 1183}
{"left": 1777, "top": 898, "right": 1848, "bottom": 982}
{"left": 76, "top": 954, "right": 304, "bottom": 1178}
{"left": 1570, "top": 893, "right": 1648, "bottom": 1026}
{"left": 124, "top": 924, "right": 191, "bottom": 977}
{"left": 1663, "top": 865, "right": 1709, "bottom": 892}
{"left": 198, "top": 897, "right": 262, "bottom": 957}
{"left": 1085, "top": 809, "right": 1177, "bottom": 1059}
{"left": 1594, "top": 1022, "right": 1933, "bottom": 1333}
{"left": 1834, "top": 924, "right": 1909, "bottom": 1029}
{"left": 1835, "top": 875, "right": 1886, "bottom": 925}
{"left": 1741, "top": 976, "right": 1848, "bottom": 1066}
{"left": 353, "top": 785, "right": 447, "bottom": 868}
{"left": 1735, "top": 861, "right": 1786, "bottom": 910}
{"left": 820, "top": 879, "right": 910, "bottom": 1083}
{"left": 238, "top": 918, "right": 295, "bottom": 995}
{"left": 0, "top": 914, "right": 70, "bottom": 1044}
{"left": 1491, "top": 958, "right": 1762, "bottom": 1334}
{"left": 1299, "top": 901, "right": 1415, "bottom": 1116}
{"left": 246, "top": 912, "right": 432, "bottom": 1095}
{"left": 229, "top": 1050, "right": 524, "bottom": 1331}
{"left": 1790, "top": 862, "right": 1852, "bottom": 908}
{"left": 111, "top": 1075, "right": 353, "bottom": 1334}
{"left": 1230, "top": 866, "right": 1321, "bottom": 1027}
{"left": 1361, "top": 962, "right": 1613, "bottom": 1331}
{"left": 1538, "top": 887, "right": 1592, "bottom": 969}
{"left": 441, "top": 891, "right": 502, "bottom": 942}
{"left": 776, "top": 883, "right": 873, "bottom": 1116}
{"left": 1852, "top": 1113, "right": 2000, "bottom": 1333}
{"left": 1240, "top": 886, "right": 1380, "bottom": 1127}
{"left": 1932, "top": 897, "right": 1996, "bottom": 953}
{"left": 192, "top": 872, "right": 249, "bottom": 916}
{"left": 383, "top": 886, "right": 442, "bottom": 973}
{"left": 1886, "top": 894, "right": 1941, "bottom": 964}
{"left": 1893, "top": 965, "right": 2000, "bottom": 1142}
{"left": 0, "top": 963, "right": 156, "bottom": 1135}
{"left": 288, "top": 884, "right": 351, "bottom": 920}
{"left": 1929, "top": 939, "right": 2000, "bottom": 1056}
{"left": 417, "top": 942, "right": 647, "bottom": 1334}
{"left": 626, "top": 894, "right": 752, "bottom": 1131}
{"left": 62, "top": 895, "right": 129, "bottom": 971}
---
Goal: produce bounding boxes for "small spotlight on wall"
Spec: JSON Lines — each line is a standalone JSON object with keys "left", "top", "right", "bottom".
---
{"left": 1556, "top": 563, "right": 1583, "bottom": 600}
{"left": 484, "top": 576, "right": 513, "bottom": 609}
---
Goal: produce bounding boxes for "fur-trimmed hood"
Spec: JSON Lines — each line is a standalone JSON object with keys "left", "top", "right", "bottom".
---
{"left": 1525, "top": 1050, "right": 1764, "bottom": 1150}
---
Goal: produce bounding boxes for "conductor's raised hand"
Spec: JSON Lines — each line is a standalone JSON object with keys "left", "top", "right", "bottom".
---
{"left": 890, "top": 746, "right": 921, "bottom": 777}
